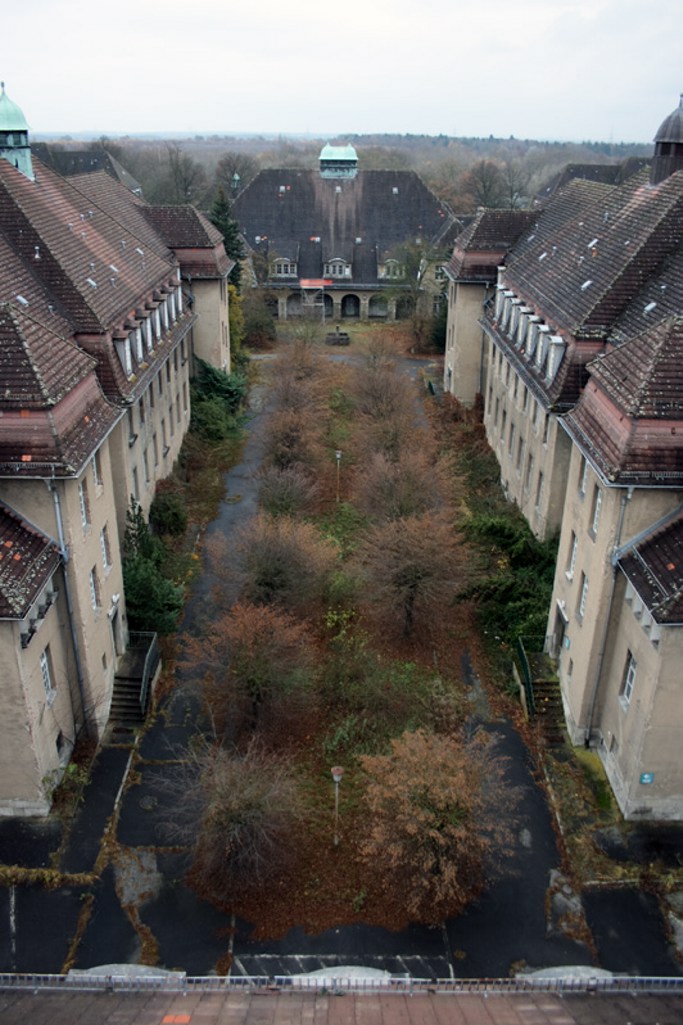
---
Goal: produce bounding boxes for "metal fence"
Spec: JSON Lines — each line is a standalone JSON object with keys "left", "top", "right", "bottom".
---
{"left": 1, "top": 973, "right": 683, "bottom": 995}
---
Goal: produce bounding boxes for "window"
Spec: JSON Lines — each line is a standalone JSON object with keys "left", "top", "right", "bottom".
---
{"left": 383, "top": 260, "right": 403, "bottom": 279}
{"left": 620, "top": 651, "right": 637, "bottom": 705}
{"left": 40, "top": 648, "right": 55, "bottom": 705}
{"left": 579, "top": 454, "right": 589, "bottom": 496}
{"left": 132, "top": 466, "right": 140, "bottom": 501}
{"left": 78, "top": 480, "right": 90, "bottom": 529}
{"left": 535, "top": 471, "right": 544, "bottom": 511}
{"left": 143, "top": 449, "right": 150, "bottom": 484}
{"left": 590, "top": 486, "right": 602, "bottom": 537}
{"left": 153, "top": 433, "right": 159, "bottom": 467}
{"left": 542, "top": 413, "right": 550, "bottom": 445}
{"left": 325, "top": 260, "right": 349, "bottom": 278}
{"left": 92, "top": 450, "right": 103, "bottom": 487}
{"left": 578, "top": 572, "right": 588, "bottom": 621}
{"left": 89, "top": 567, "right": 100, "bottom": 609}
{"left": 139, "top": 396, "right": 145, "bottom": 425}
{"left": 525, "top": 453, "right": 534, "bottom": 491}
{"left": 127, "top": 407, "right": 136, "bottom": 446}
{"left": 274, "top": 260, "right": 296, "bottom": 276}
{"left": 508, "top": 423, "right": 515, "bottom": 456}
{"left": 566, "top": 531, "right": 578, "bottom": 579}
{"left": 100, "top": 526, "right": 111, "bottom": 570}
{"left": 516, "top": 436, "right": 524, "bottom": 473}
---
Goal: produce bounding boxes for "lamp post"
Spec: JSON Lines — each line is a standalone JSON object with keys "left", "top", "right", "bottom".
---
{"left": 335, "top": 450, "right": 342, "bottom": 503}
{"left": 331, "top": 765, "right": 344, "bottom": 846}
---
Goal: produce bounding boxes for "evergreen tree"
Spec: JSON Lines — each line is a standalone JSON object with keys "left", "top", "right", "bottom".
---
{"left": 209, "top": 186, "right": 244, "bottom": 290}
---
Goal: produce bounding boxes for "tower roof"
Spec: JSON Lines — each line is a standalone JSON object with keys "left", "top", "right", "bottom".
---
{"left": 0, "top": 83, "right": 29, "bottom": 132}
{"left": 654, "top": 94, "right": 683, "bottom": 145}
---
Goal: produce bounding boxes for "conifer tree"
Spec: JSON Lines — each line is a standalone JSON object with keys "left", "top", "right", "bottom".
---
{"left": 209, "top": 186, "right": 244, "bottom": 290}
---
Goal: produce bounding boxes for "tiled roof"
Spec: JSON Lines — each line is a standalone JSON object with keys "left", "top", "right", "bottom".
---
{"left": 2, "top": 985, "right": 683, "bottom": 1025}
{"left": 0, "top": 303, "right": 120, "bottom": 476}
{"left": 139, "top": 207, "right": 233, "bottom": 279}
{"left": 31, "top": 144, "right": 143, "bottom": 195}
{"left": 591, "top": 317, "right": 683, "bottom": 418}
{"left": 609, "top": 245, "right": 683, "bottom": 346}
{"left": 0, "top": 302, "right": 96, "bottom": 408}
{"left": 562, "top": 318, "right": 683, "bottom": 484}
{"left": 619, "top": 511, "right": 683, "bottom": 624}
{"left": 0, "top": 158, "right": 177, "bottom": 331}
{"left": 445, "top": 209, "right": 538, "bottom": 281}
{"left": 233, "top": 168, "right": 457, "bottom": 285}
{"left": 535, "top": 160, "right": 647, "bottom": 203}
{"left": 142, "top": 205, "right": 224, "bottom": 248}
{"left": 505, "top": 170, "right": 683, "bottom": 340}
{"left": 0, "top": 502, "right": 61, "bottom": 619}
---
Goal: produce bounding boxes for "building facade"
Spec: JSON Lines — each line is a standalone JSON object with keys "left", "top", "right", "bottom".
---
{"left": 0, "top": 88, "right": 232, "bottom": 814}
{"left": 233, "top": 145, "right": 460, "bottom": 322}
{"left": 444, "top": 96, "right": 683, "bottom": 819}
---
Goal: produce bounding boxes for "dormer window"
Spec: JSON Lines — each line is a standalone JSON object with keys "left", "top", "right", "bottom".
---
{"left": 274, "top": 260, "right": 297, "bottom": 277}
{"left": 324, "top": 260, "right": 351, "bottom": 279}
{"left": 114, "top": 336, "right": 133, "bottom": 377}
{"left": 383, "top": 260, "right": 404, "bottom": 279}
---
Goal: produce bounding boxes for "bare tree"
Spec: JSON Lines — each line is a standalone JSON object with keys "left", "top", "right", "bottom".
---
{"left": 183, "top": 601, "right": 316, "bottom": 738}
{"left": 459, "top": 159, "right": 506, "bottom": 210}
{"left": 166, "top": 142, "right": 207, "bottom": 204}
{"left": 258, "top": 464, "right": 320, "bottom": 517}
{"left": 353, "top": 512, "right": 462, "bottom": 638}
{"left": 214, "top": 152, "right": 259, "bottom": 196}
{"left": 236, "top": 513, "right": 337, "bottom": 615}
{"left": 359, "top": 729, "right": 517, "bottom": 924}
{"left": 352, "top": 448, "right": 441, "bottom": 522}
{"left": 159, "top": 739, "right": 303, "bottom": 905}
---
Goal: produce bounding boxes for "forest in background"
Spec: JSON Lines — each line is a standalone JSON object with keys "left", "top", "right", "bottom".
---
{"left": 36, "top": 129, "right": 651, "bottom": 216}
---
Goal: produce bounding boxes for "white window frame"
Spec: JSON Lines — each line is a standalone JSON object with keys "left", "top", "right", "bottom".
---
{"left": 89, "top": 567, "right": 100, "bottom": 609}
{"left": 566, "top": 532, "right": 578, "bottom": 579}
{"left": 590, "top": 486, "right": 602, "bottom": 536}
{"left": 78, "top": 480, "right": 89, "bottom": 529}
{"left": 40, "top": 648, "right": 56, "bottom": 706}
{"left": 578, "top": 572, "right": 589, "bottom": 620}
{"left": 100, "top": 526, "right": 111, "bottom": 570}
{"left": 621, "top": 651, "right": 637, "bottom": 706}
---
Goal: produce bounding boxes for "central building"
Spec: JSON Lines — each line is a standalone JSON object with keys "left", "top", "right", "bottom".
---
{"left": 233, "top": 144, "right": 460, "bottom": 321}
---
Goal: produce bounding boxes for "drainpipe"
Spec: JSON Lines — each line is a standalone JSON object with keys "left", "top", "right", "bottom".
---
{"left": 47, "top": 475, "right": 90, "bottom": 737}
{"left": 583, "top": 486, "right": 633, "bottom": 746}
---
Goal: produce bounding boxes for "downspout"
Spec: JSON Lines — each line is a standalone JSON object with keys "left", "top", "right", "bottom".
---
{"left": 583, "top": 486, "right": 633, "bottom": 746}
{"left": 48, "top": 475, "right": 90, "bottom": 737}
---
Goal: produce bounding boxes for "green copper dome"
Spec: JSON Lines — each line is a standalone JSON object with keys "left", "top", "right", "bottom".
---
{"left": 0, "top": 83, "right": 29, "bottom": 132}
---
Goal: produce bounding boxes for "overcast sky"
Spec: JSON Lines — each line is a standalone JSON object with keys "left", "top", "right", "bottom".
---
{"left": 3, "top": 0, "right": 681, "bottom": 143}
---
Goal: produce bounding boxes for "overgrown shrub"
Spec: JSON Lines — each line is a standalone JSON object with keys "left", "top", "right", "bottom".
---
{"left": 149, "top": 489, "right": 188, "bottom": 536}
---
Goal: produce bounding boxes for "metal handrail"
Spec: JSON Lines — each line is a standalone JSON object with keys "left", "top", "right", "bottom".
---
{"left": 127, "top": 630, "right": 160, "bottom": 713}
{"left": 1, "top": 973, "right": 683, "bottom": 995}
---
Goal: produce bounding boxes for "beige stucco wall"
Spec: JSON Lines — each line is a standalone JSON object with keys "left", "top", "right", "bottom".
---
{"left": 483, "top": 339, "right": 570, "bottom": 541}
{"left": 0, "top": 582, "right": 75, "bottom": 816}
{"left": 109, "top": 340, "right": 193, "bottom": 536}
{"left": 1, "top": 453, "right": 126, "bottom": 742}
{"left": 192, "top": 278, "right": 231, "bottom": 372}
{"left": 443, "top": 281, "right": 489, "bottom": 407}
{"left": 596, "top": 601, "right": 683, "bottom": 820}
{"left": 548, "top": 439, "right": 683, "bottom": 816}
